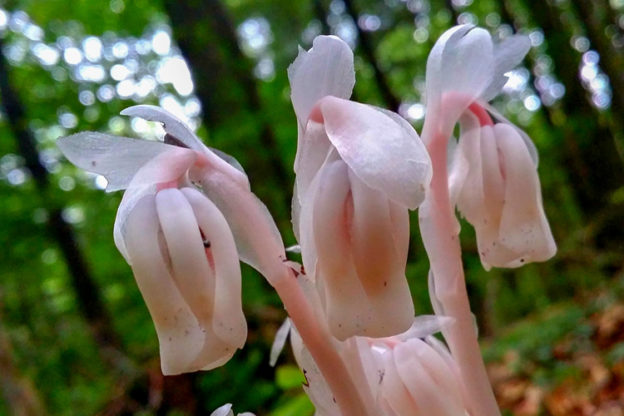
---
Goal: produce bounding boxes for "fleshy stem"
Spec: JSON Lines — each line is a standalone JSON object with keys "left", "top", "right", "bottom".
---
{"left": 272, "top": 270, "right": 371, "bottom": 416}
{"left": 197, "top": 168, "right": 371, "bottom": 416}
{"left": 419, "top": 105, "right": 500, "bottom": 416}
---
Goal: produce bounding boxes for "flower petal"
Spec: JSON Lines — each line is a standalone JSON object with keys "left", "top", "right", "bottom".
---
{"left": 121, "top": 105, "right": 205, "bottom": 151}
{"left": 288, "top": 35, "right": 355, "bottom": 127}
{"left": 155, "top": 189, "right": 215, "bottom": 325}
{"left": 113, "top": 147, "right": 197, "bottom": 261}
{"left": 426, "top": 25, "right": 494, "bottom": 119}
{"left": 196, "top": 169, "right": 286, "bottom": 283}
{"left": 182, "top": 187, "right": 247, "bottom": 353}
{"left": 492, "top": 124, "right": 556, "bottom": 267}
{"left": 57, "top": 132, "right": 178, "bottom": 192}
{"left": 348, "top": 170, "right": 414, "bottom": 337}
{"left": 269, "top": 318, "right": 291, "bottom": 367}
{"left": 318, "top": 96, "right": 431, "bottom": 209}
{"left": 312, "top": 158, "right": 374, "bottom": 339}
{"left": 123, "top": 195, "right": 204, "bottom": 375}
{"left": 481, "top": 34, "right": 531, "bottom": 102}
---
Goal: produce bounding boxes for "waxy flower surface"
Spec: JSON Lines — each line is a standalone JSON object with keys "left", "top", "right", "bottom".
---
{"left": 289, "top": 35, "right": 432, "bottom": 340}
{"left": 425, "top": 25, "right": 556, "bottom": 269}
{"left": 58, "top": 106, "right": 250, "bottom": 374}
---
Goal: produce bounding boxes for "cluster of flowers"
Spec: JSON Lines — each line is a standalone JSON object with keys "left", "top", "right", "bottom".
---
{"left": 59, "top": 25, "right": 556, "bottom": 416}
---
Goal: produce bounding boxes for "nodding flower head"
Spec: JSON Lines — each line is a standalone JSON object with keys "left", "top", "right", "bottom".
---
{"left": 424, "top": 25, "right": 556, "bottom": 269}
{"left": 58, "top": 106, "right": 248, "bottom": 374}
{"left": 288, "top": 35, "right": 432, "bottom": 340}
{"left": 450, "top": 107, "right": 556, "bottom": 269}
{"left": 287, "top": 313, "right": 466, "bottom": 416}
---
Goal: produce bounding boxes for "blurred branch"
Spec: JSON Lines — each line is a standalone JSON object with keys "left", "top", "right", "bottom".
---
{"left": 313, "top": 0, "right": 331, "bottom": 35}
{"left": 0, "top": 38, "right": 126, "bottom": 368}
{"left": 444, "top": 0, "right": 460, "bottom": 23}
{"left": 163, "top": 0, "right": 292, "bottom": 218}
{"left": 569, "top": 0, "right": 624, "bottom": 133}
{"left": 342, "top": 0, "right": 402, "bottom": 111}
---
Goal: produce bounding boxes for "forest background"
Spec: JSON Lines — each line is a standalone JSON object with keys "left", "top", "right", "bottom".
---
{"left": 0, "top": 0, "right": 623, "bottom": 415}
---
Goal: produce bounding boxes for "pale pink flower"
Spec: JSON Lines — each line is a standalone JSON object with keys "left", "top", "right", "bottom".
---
{"left": 285, "top": 304, "right": 465, "bottom": 416}
{"left": 58, "top": 106, "right": 260, "bottom": 374}
{"left": 425, "top": 25, "right": 556, "bottom": 269}
{"left": 289, "top": 35, "right": 431, "bottom": 340}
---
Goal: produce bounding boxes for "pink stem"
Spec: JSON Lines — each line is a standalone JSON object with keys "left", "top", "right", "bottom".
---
{"left": 197, "top": 170, "right": 370, "bottom": 416}
{"left": 272, "top": 270, "right": 371, "bottom": 416}
{"left": 419, "top": 116, "right": 500, "bottom": 416}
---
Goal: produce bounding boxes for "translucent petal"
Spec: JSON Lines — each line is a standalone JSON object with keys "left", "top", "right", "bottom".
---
{"left": 349, "top": 170, "right": 414, "bottom": 337}
{"left": 288, "top": 35, "right": 355, "bottom": 127}
{"left": 269, "top": 318, "right": 291, "bottom": 367}
{"left": 123, "top": 195, "right": 204, "bottom": 375}
{"left": 395, "top": 339, "right": 466, "bottom": 415}
{"left": 210, "top": 404, "right": 234, "bottom": 416}
{"left": 182, "top": 187, "right": 247, "bottom": 353}
{"left": 312, "top": 158, "right": 373, "bottom": 339}
{"left": 196, "top": 170, "right": 286, "bottom": 282}
{"left": 113, "top": 148, "right": 197, "bottom": 261}
{"left": 57, "top": 132, "right": 178, "bottom": 191}
{"left": 379, "top": 348, "right": 416, "bottom": 415}
{"left": 293, "top": 121, "right": 332, "bottom": 204}
{"left": 318, "top": 96, "right": 431, "bottom": 209}
{"left": 121, "top": 105, "right": 205, "bottom": 151}
{"left": 490, "top": 124, "right": 556, "bottom": 267}
{"left": 156, "top": 189, "right": 240, "bottom": 370}
{"left": 481, "top": 35, "right": 531, "bottom": 102}
{"left": 426, "top": 25, "right": 494, "bottom": 119}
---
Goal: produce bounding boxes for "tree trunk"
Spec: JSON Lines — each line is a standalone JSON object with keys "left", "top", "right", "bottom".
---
{"left": 163, "top": 0, "right": 292, "bottom": 219}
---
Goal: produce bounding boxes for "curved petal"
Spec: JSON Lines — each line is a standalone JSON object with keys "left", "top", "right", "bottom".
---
{"left": 318, "top": 96, "right": 431, "bottom": 209}
{"left": 379, "top": 348, "right": 417, "bottom": 415}
{"left": 113, "top": 147, "right": 197, "bottom": 261}
{"left": 485, "top": 103, "right": 539, "bottom": 165}
{"left": 491, "top": 124, "right": 556, "bottom": 267}
{"left": 455, "top": 113, "right": 486, "bottom": 224}
{"left": 293, "top": 121, "right": 332, "bottom": 203}
{"left": 288, "top": 35, "right": 355, "bottom": 128}
{"left": 395, "top": 340, "right": 466, "bottom": 415}
{"left": 182, "top": 187, "right": 247, "bottom": 352}
{"left": 349, "top": 170, "right": 414, "bottom": 337}
{"left": 57, "top": 132, "right": 178, "bottom": 192}
{"left": 121, "top": 105, "right": 205, "bottom": 151}
{"left": 426, "top": 25, "right": 494, "bottom": 118}
{"left": 481, "top": 34, "right": 531, "bottom": 102}
{"left": 210, "top": 404, "right": 234, "bottom": 416}
{"left": 196, "top": 170, "right": 286, "bottom": 283}
{"left": 269, "top": 318, "right": 291, "bottom": 367}
{"left": 123, "top": 195, "right": 204, "bottom": 375}
{"left": 155, "top": 189, "right": 214, "bottom": 324}
{"left": 312, "top": 158, "right": 373, "bottom": 339}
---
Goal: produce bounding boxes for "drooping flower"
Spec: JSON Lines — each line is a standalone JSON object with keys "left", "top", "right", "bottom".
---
{"left": 285, "top": 301, "right": 465, "bottom": 416}
{"left": 57, "top": 106, "right": 272, "bottom": 374}
{"left": 289, "top": 35, "right": 432, "bottom": 340}
{"left": 424, "top": 25, "right": 556, "bottom": 269}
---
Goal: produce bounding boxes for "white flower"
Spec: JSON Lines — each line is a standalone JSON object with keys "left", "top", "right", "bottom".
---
{"left": 289, "top": 35, "right": 432, "bottom": 340}
{"left": 58, "top": 106, "right": 259, "bottom": 374}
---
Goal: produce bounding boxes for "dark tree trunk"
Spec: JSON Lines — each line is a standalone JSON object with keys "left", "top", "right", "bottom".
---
{"left": 342, "top": 0, "right": 402, "bottom": 111}
{"left": 0, "top": 39, "right": 124, "bottom": 364}
{"left": 515, "top": 0, "right": 624, "bottom": 249}
{"left": 163, "top": 0, "right": 292, "bottom": 220}
{"left": 570, "top": 0, "right": 624, "bottom": 133}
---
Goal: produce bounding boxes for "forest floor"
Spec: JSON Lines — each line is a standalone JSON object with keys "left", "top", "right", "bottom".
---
{"left": 485, "top": 276, "right": 624, "bottom": 416}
